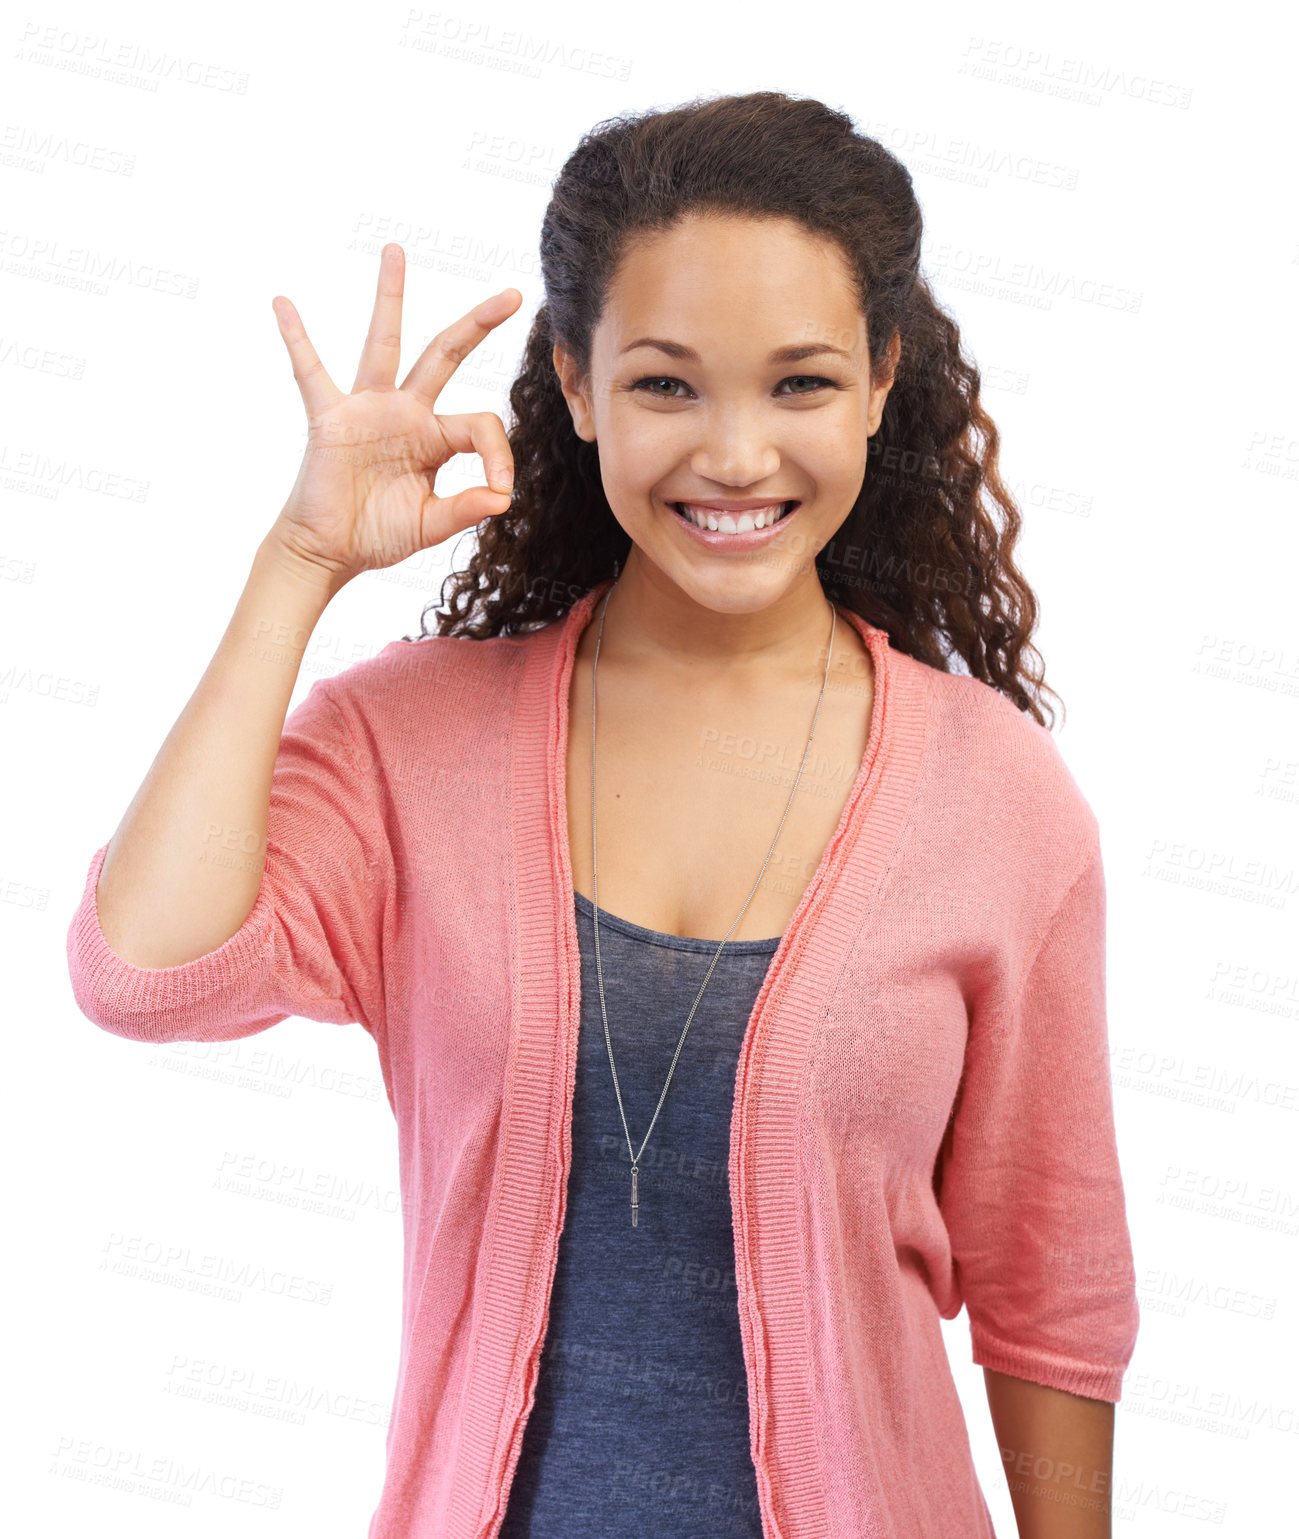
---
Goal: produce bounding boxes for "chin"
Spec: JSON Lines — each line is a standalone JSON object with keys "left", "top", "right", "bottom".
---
{"left": 658, "top": 555, "right": 802, "bottom": 612}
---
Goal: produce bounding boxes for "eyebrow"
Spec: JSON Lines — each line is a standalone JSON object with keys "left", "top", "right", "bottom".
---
{"left": 618, "top": 337, "right": 855, "bottom": 364}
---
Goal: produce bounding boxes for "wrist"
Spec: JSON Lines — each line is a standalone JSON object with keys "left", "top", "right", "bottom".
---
{"left": 255, "top": 530, "right": 347, "bottom": 606}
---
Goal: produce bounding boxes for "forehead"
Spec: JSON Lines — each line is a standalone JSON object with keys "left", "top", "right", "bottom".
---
{"left": 599, "top": 213, "right": 865, "bottom": 355}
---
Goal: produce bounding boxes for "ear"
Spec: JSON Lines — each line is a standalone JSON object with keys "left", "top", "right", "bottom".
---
{"left": 866, "top": 329, "right": 902, "bottom": 437}
{"left": 552, "top": 341, "right": 597, "bottom": 443}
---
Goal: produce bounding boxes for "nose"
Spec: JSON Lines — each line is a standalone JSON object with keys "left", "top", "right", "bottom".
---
{"left": 687, "top": 406, "right": 781, "bottom": 487}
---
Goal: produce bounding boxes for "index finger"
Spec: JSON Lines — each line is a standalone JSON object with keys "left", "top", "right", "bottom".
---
{"left": 399, "top": 288, "right": 523, "bottom": 409}
{"left": 272, "top": 295, "right": 344, "bottom": 420}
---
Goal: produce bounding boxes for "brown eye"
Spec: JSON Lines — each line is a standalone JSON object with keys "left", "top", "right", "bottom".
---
{"left": 633, "top": 376, "right": 688, "bottom": 397}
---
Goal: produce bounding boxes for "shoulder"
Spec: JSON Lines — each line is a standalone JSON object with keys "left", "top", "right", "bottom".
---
{"left": 314, "top": 622, "right": 551, "bottom": 732}
{"left": 282, "top": 621, "right": 563, "bottom": 818}
{"left": 893, "top": 648, "right": 1100, "bottom": 874}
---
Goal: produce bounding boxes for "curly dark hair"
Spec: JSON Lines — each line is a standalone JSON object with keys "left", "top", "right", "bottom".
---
{"left": 408, "top": 89, "right": 1061, "bottom": 727}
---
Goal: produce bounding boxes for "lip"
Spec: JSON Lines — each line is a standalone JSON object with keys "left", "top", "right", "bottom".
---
{"left": 668, "top": 499, "right": 802, "bottom": 551}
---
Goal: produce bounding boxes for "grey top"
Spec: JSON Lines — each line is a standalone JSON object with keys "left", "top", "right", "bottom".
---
{"left": 497, "top": 890, "right": 781, "bottom": 1538}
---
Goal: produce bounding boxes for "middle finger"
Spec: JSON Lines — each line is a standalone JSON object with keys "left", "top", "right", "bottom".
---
{"left": 352, "top": 244, "right": 406, "bottom": 394}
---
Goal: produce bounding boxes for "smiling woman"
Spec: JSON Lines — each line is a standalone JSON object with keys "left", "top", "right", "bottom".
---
{"left": 425, "top": 92, "right": 1051, "bottom": 728}
{"left": 67, "top": 88, "right": 1137, "bottom": 1539}
{"left": 546, "top": 212, "right": 895, "bottom": 574}
{"left": 423, "top": 91, "right": 1129, "bottom": 1539}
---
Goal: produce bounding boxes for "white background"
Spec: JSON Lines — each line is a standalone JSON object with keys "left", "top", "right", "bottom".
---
{"left": 4, "top": 0, "right": 1297, "bottom": 1533}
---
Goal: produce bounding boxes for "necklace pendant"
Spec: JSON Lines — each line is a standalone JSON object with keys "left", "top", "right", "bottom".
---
{"left": 630, "top": 1164, "right": 639, "bottom": 1228}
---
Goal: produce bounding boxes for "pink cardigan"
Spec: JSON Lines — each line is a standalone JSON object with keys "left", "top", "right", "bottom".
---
{"left": 67, "top": 574, "right": 1139, "bottom": 1538}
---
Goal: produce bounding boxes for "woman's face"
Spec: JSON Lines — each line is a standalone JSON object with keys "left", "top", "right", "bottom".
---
{"left": 553, "top": 211, "right": 898, "bottom": 615}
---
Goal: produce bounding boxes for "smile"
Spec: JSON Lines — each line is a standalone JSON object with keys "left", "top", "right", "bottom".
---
{"left": 671, "top": 501, "right": 800, "bottom": 550}
{"left": 671, "top": 500, "right": 797, "bottom": 533}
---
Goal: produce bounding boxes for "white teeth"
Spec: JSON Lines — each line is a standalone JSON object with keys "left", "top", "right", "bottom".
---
{"left": 679, "top": 502, "right": 790, "bottom": 533}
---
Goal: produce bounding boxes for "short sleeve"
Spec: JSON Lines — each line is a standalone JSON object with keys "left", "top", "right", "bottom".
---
{"left": 66, "top": 677, "right": 392, "bottom": 1044}
{"left": 935, "top": 838, "right": 1139, "bottom": 1402}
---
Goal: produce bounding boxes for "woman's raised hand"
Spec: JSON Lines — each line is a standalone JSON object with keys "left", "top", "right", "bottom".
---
{"left": 267, "top": 244, "right": 523, "bottom": 590}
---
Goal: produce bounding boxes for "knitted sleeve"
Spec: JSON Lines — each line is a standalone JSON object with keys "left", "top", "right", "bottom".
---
{"left": 65, "top": 676, "right": 391, "bottom": 1044}
{"left": 936, "top": 837, "right": 1140, "bottom": 1402}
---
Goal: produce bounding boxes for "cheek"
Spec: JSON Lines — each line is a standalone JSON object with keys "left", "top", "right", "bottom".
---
{"left": 782, "top": 416, "right": 867, "bottom": 484}
{"left": 794, "top": 406, "right": 868, "bottom": 458}
{"left": 599, "top": 408, "right": 683, "bottom": 486}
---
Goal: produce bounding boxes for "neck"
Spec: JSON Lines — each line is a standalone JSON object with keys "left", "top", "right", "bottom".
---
{"left": 596, "top": 548, "right": 836, "bottom": 680}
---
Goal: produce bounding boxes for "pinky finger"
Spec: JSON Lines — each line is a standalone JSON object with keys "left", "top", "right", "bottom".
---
{"left": 272, "top": 295, "right": 343, "bottom": 419}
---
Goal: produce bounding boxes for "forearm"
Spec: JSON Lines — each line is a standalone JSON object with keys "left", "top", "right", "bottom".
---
{"left": 94, "top": 534, "right": 338, "bottom": 968}
{"left": 983, "top": 1368, "right": 1115, "bottom": 1538}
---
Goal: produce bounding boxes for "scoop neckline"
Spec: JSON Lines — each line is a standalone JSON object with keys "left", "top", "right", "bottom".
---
{"left": 572, "top": 888, "right": 783, "bottom": 953}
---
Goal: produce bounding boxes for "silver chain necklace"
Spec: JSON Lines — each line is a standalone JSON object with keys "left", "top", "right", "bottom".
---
{"left": 588, "top": 579, "right": 838, "bottom": 1227}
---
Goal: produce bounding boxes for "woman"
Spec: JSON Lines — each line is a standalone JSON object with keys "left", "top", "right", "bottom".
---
{"left": 68, "top": 92, "right": 1139, "bottom": 1538}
